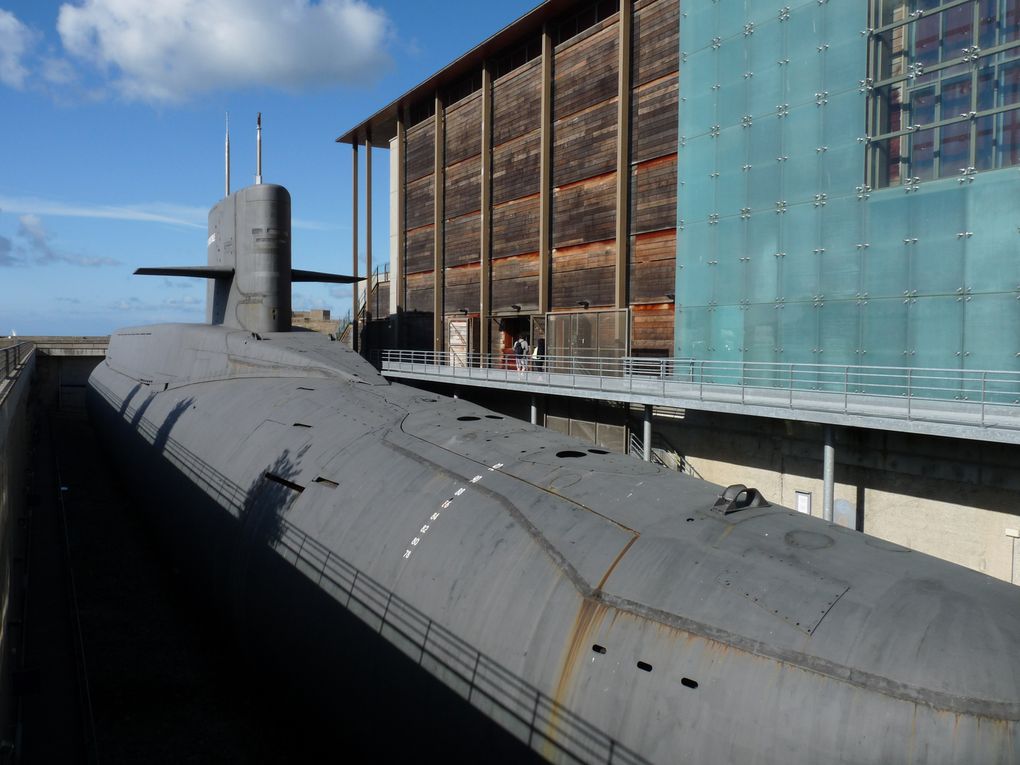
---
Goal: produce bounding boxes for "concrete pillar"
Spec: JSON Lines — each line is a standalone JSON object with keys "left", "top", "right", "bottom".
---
{"left": 823, "top": 425, "right": 835, "bottom": 522}
{"left": 643, "top": 404, "right": 652, "bottom": 462}
{"left": 531, "top": 395, "right": 539, "bottom": 426}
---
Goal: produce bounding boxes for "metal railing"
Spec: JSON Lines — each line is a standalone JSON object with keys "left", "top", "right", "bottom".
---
{"left": 380, "top": 350, "right": 1020, "bottom": 436}
{"left": 1, "top": 341, "right": 32, "bottom": 384}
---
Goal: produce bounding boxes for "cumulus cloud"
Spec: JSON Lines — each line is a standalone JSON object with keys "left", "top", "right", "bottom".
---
{"left": 0, "top": 10, "right": 34, "bottom": 89}
{"left": 16, "top": 214, "right": 121, "bottom": 267}
{"left": 57, "top": 0, "right": 391, "bottom": 103}
{"left": 0, "top": 234, "right": 15, "bottom": 267}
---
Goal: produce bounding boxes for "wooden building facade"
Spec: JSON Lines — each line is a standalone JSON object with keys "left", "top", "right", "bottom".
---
{"left": 339, "top": 0, "right": 678, "bottom": 359}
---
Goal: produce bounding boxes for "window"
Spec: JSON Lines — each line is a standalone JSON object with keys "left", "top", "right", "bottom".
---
{"left": 868, "top": 0, "right": 1020, "bottom": 187}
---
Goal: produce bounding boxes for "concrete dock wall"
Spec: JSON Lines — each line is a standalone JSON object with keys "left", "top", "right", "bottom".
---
{"left": 0, "top": 346, "right": 35, "bottom": 745}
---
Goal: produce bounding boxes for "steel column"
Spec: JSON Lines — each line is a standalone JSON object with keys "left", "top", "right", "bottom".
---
{"left": 480, "top": 62, "right": 493, "bottom": 358}
{"left": 643, "top": 404, "right": 652, "bottom": 462}
{"left": 531, "top": 395, "right": 538, "bottom": 426}
{"left": 365, "top": 137, "right": 373, "bottom": 321}
{"left": 352, "top": 142, "right": 359, "bottom": 352}
{"left": 433, "top": 92, "right": 446, "bottom": 353}
{"left": 393, "top": 115, "right": 406, "bottom": 316}
{"left": 823, "top": 425, "right": 835, "bottom": 522}
{"left": 614, "top": 0, "right": 633, "bottom": 309}
{"left": 538, "top": 25, "right": 553, "bottom": 315}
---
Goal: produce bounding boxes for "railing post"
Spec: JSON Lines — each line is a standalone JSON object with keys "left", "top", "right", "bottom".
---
{"left": 844, "top": 366, "right": 849, "bottom": 412}
{"left": 789, "top": 364, "right": 794, "bottom": 408}
{"left": 981, "top": 371, "right": 987, "bottom": 427}
{"left": 906, "top": 368, "right": 912, "bottom": 419}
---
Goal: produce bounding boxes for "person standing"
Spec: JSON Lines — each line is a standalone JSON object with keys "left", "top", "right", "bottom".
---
{"left": 513, "top": 336, "right": 529, "bottom": 371}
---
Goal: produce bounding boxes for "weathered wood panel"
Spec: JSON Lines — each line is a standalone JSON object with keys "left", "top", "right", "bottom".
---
{"left": 405, "top": 176, "right": 435, "bottom": 231}
{"left": 405, "top": 121, "right": 435, "bottom": 183}
{"left": 365, "top": 282, "right": 390, "bottom": 319}
{"left": 492, "top": 60, "right": 541, "bottom": 147}
{"left": 444, "top": 263, "right": 481, "bottom": 313}
{"left": 445, "top": 157, "right": 481, "bottom": 219}
{"left": 405, "top": 271, "right": 434, "bottom": 314}
{"left": 551, "top": 239, "right": 615, "bottom": 309}
{"left": 631, "top": 75, "right": 678, "bottom": 163}
{"left": 445, "top": 92, "right": 482, "bottom": 165}
{"left": 492, "top": 132, "right": 541, "bottom": 205}
{"left": 492, "top": 195, "right": 540, "bottom": 260}
{"left": 553, "top": 99, "right": 618, "bottom": 188}
{"left": 632, "top": 0, "right": 678, "bottom": 88}
{"left": 491, "top": 253, "right": 539, "bottom": 312}
{"left": 554, "top": 21, "right": 618, "bottom": 120}
{"left": 630, "top": 155, "right": 677, "bottom": 234}
{"left": 552, "top": 173, "right": 616, "bottom": 248}
{"left": 631, "top": 303, "right": 674, "bottom": 352}
{"left": 404, "top": 226, "right": 435, "bottom": 275}
{"left": 629, "top": 228, "right": 676, "bottom": 303}
{"left": 445, "top": 213, "right": 480, "bottom": 267}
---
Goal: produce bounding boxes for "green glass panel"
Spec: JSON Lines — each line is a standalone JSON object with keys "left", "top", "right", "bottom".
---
{"left": 683, "top": 3, "right": 717, "bottom": 52}
{"left": 784, "top": 102, "right": 822, "bottom": 159}
{"left": 779, "top": 302, "right": 818, "bottom": 364}
{"left": 710, "top": 305, "right": 745, "bottom": 362}
{"left": 717, "top": 125, "right": 749, "bottom": 213}
{"left": 685, "top": 85, "right": 718, "bottom": 135}
{"left": 908, "top": 295, "right": 963, "bottom": 370}
{"left": 718, "top": 38, "right": 747, "bottom": 91}
{"left": 677, "top": 305, "right": 710, "bottom": 358}
{"left": 718, "top": 78, "right": 748, "bottom": 129}
{"left": 965, "top": 172, "right": 1020, "bottom": 294}
{"left": 822, "top": 7, "right": 867, "bottom": 86}
{"left": 818, "top": 299, "right": 861, "bottom": 376}
{"left": 823, "top": 88, "right": 866, "bottom": 148}
{"left": 714, "top": 216, "right": 746, "bottom": 299}
{"left": 748, "top": 113, "right": 781, "bottom": 165}
{"left": 785, "top": 5, "right": 824, "bottom": 101}
{"left": 908, "top": 184, "right": 965, "bottom": 296}
{"left": 749, "top": 62, "right": 785, "bottom": 119}
{"left": 780, "top": 204, "right": 820, "bottom": 299}
{"left": 963, "top": 294, "right": 1020, "bottom": 374}
{"left": 746, "top": 214, "right": 780, "bottom": 303}
{"left": 749, "top": 159, "right": 781, "bottom": 212}
{"left": 819, "top": 195, "right": 863, "bottom": 299}
{"left": 860, "top": 297, "right": 908, "bottom": 370}
{"left": 744, "top": 303, "right": 779, "bottom": 365}
{"left": 718, "top": 0, "right": 748, "bottom": 40}
{"left": 819, "top": 142, "right": 865, "bottom": 195}
{"left": 864, "top": 192, "right": 910, "bottom": 299}
{"left": 783, "top": 153, "right": 820, "bottom": 203}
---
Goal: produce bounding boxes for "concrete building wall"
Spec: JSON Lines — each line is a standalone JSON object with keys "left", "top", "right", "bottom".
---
{"left": 657, "top": 410, "right": 1020, "bottom": 584}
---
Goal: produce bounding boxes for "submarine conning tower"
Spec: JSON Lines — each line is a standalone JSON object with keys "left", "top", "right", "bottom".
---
{"left": 207, "top": 183, "right": 292, "bottom": 333}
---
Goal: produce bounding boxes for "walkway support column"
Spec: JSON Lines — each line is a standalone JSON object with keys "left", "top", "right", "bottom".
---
{"left": 352, "top": 142, "right": 359, "bottom": 352}
{"left": 393, "top": 115, "right": 406, "bottom": 316}
{"left": 823, "top": 425, "right": 835, "bottom": 522}
{"left": 530, "top": 395, "right": 539, "bottom": 426}
{"left": 643, "top": 404, "right": 652, "bottom": 462}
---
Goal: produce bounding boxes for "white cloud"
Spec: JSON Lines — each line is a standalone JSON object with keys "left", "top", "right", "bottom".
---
{"left": 15, "top": 213, "right": 121, "bottom": 267}
{"left": 57, "top": 0, "right": 391, "bottom": 103}
{"left": 0, "top": 10, "right": 34, "bottom": 89}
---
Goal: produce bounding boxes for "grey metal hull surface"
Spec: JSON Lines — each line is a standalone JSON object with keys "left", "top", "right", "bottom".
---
{"left": 87, "top": 324, "right": 1020, "bottom": 763}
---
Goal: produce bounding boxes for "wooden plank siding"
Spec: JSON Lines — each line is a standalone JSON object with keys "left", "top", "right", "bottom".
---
{"left": 405, "top": 226, "right": 435, "bottom": 275}
{"left": 630, "top": 154, "right": 677, "bottom": 234}
{"left": 445, "top": 93, "right": 482, "bottom": 166}
{"left": 444, "top": 262, "right": 481, "bottom": 314}
{"left": 492, "top": 195, "right": 540, "bottom": 260}
{"left": 444, "top": 213, "right": 480, "bottom": 267}
{"left": 386, "top": 0, "right": 679, "bottom": 356}
{"left": 492, "top": 253, "right": 540, "bottom": 313}
{"left": 629, "top": 229, "right": 676, "bottom": 303}
{"left": 551, "top": 240, "right": 616, "bottom": 309}
{"left": 405, "top": 271, "right": 435, "bottom": 314}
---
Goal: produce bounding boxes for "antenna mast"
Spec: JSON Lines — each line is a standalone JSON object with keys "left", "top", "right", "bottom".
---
{"left": 256, "top": 112, "right": 262, "bottom": 185}
{"left": 225, "top": 112, "right": 230, "bottom": 197}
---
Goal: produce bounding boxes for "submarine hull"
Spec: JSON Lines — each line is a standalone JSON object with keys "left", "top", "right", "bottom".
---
{"left": 88, "top": 324, "right": 1020, "bottom": 764}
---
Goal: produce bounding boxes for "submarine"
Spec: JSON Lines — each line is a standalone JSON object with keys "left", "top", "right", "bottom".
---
{"left": 87, "top": 119, "right": 1020, "bottom": 763}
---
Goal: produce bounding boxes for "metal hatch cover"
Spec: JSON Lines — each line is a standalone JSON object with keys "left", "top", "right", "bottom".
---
{"left": 715, "top": 547, "right": 850, "bottom": 636}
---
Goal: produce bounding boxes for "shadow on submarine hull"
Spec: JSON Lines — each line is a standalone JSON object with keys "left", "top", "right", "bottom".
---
{"left": 87, "top": 384, "right": 544, "bottom": 763}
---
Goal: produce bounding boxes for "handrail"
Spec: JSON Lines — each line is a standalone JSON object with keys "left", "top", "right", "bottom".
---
{"left": 1, "top": 341, "right": 32, "bottom": 386}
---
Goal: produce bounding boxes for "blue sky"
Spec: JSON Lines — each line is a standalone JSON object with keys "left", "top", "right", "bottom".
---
{"left": 0, "top": 0, "right": 536, "bottom": 335}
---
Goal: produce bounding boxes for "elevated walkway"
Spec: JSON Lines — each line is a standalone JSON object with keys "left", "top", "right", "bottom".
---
{"left": 379, "top": 351, "right": 1020, "bottom": 445}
